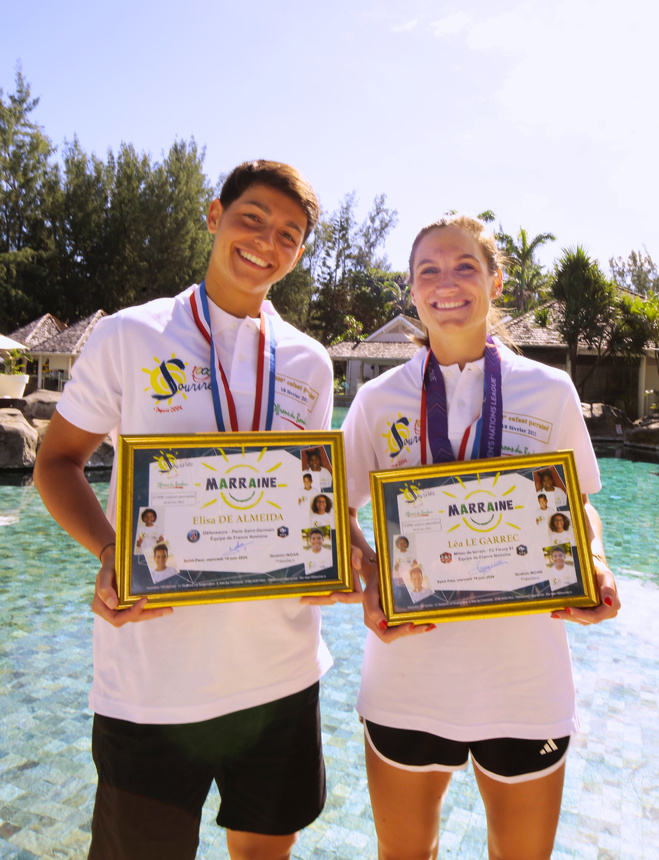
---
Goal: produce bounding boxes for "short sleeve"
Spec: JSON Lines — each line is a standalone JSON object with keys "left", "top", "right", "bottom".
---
{"left": 341, "top": 393, "right": 379, "bottom": 510}
{"left": 56, "top": 315, "right": 123, "bottom": 435}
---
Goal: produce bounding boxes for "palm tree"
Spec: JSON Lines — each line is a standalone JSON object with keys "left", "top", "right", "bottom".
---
{"left": 497, "top": 228, "right": 556, "bottom": 314}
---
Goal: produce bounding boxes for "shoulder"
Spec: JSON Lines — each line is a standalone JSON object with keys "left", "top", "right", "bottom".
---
{"left": 107, "top": 288, "right": 194, "bottom": 333}
{"left": 497, "top": 343, "right": 575, "bottom": 391}
{"left": 89, "top": 288, "right": 194, "bottom": 344}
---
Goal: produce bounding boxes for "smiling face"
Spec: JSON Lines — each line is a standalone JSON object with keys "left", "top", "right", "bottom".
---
{"left": 410, "top": 567, "right": 424, "bottom": 591}
{"left": 154, "top": 548, "right": 168, "bottom": 571}
{"left": 142, "top": 510, "right": 156, "bottom": 527}
{"left": 541, "top": 473, "right": 555, "bottom": 491}
{"left": 551, "top": 549, "right": 565, "bottom": 569}
{"left": 410, "top": 225, "right": 501, "bottom": 366}
{"left": 310, "top": 532, "right": 323, "bottom": 552}
{"left": 308, "top": 453, "right": 321, "bottom": 471}
{"left": 553, "top": 515, "right": 566, "bottom": 532}
{"left": 315, "top": 496, "right": 327, "bottom": 513}
{"left": 205, "top": 184, "right": 307, "bottom": 317}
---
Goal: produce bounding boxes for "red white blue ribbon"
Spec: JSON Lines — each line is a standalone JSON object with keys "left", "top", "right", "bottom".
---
{"left": 189, "top": 282, "right": 276, "bottom": 432}
{"left": 420, "top": 336, "right": 502, "bottom": 465}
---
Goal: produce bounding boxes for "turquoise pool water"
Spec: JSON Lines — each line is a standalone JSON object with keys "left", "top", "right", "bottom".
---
{"left": 333, "top": 406, "right": 659, "bottom": 581}
{"left": 1, "top": 434, "right": 657, "bottom": 583}
{"left": 0, "top": 426, "right": 658, "bottom": 858}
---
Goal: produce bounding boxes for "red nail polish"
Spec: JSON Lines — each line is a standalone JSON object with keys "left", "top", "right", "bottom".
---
{"left": 378, "top": 620, "right": 388, "bottom": 630}
{"left": 604, "top": 596, "right": 613, "bottom": 607}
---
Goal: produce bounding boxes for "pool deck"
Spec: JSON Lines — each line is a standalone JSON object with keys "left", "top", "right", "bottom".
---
{"left": 1, "top": 574, "right": 658, "bottom": 859}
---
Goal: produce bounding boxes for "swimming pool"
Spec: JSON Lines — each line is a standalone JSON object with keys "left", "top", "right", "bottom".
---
{"left": 1, "top": 431, "right": 657, "bottom": 582}
{"left": 332, "top": 407, "right": 659, "bottom": 582}
{"left": 0, "top": 431, "right": 657, "bottom": 858}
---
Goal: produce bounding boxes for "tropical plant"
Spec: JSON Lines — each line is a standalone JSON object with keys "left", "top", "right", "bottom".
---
{"left": 0, "top": 348, "right": 26, "bottom": 374}
{"left": 551, "top": 246, "right": 651, "bottom": 393}
{"left": 497, "top": 228, "right": 556, "bottom": 314}
{"left": 609, "top": 249, "right": 659, "bottom": 295}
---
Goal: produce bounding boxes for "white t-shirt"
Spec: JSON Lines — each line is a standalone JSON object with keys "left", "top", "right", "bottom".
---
{"left": 151, "top": 566, "right": 179, "bottom": 584}
{"left": 309, "top": 467, "right": 332, "bottom": 491}
{"left": 305, "top": 546, "right": 333, "bottom": 574}
{"left": 549, "top": 527, "right": 574, "bottom": 547}
{"left": 342, "top": 343, "right": 601, "bottom": 742}
{"left": 544, "top": 487, "right": 567, "bottom": 509}
{"left": 135, "top": 524, "right": 162, "bottom": 555}
{"left": 57, "top": 285, "right": 334, "bottom": 724}
{"left": 310, "top": 512, "right": 333, "bottom": 529}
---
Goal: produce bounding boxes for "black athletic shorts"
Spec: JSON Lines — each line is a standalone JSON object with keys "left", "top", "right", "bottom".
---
{"left": 89, "top": 683, "right": 326, "bottom": 860}
{"left": 364, "top": 719, "right": 569, "bottom": 784}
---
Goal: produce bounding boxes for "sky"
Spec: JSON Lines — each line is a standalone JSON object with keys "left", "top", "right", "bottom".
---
{"left": 2, "top": 0, "right": 657, "bottom": 276}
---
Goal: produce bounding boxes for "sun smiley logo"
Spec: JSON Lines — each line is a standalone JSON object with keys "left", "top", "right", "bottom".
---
{"left": 384, "top": 415, "right": 411, "bottom": 459}
{"left": 401, "top": 482, "right": 422, "bottom": 504}
{"left": 154, "top": 451, "right": 178, "bottom": 474}
{"left": 143, "top": 355, "right": 188, "bottom": 403}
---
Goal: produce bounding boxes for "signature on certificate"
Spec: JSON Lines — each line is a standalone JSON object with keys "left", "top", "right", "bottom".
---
{"left": 468, "top": 559, "right": 507, "bottom": 576}
{"left": 218, "top": 540, "right": 254, "bottom": 558}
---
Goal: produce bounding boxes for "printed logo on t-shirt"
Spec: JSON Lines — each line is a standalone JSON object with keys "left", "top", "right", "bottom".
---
{"left": 382, "top": 414, "right": 422, "bottom": 467}
{"left": 142, "top": 355, "right": 211, "bottom": 413}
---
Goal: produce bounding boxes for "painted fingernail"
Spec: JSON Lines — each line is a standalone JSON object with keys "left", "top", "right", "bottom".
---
{"left": 425, "top": 624, "right": 436, "bottom": 632}
{"left": 564, "top": 607, "right": 571, "bottom": 615}
{"left": 604, "top": 596, "right": 613, "bottom": 607}
{"left": 378, "top": 620, "right": 388, "bottom": 630}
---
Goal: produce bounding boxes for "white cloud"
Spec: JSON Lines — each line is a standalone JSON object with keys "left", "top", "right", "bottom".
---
{"left": 424, "top": 0, "right": 659, "bottom": 150}
{"left": 392, "top": 18, "right": 418, "bottom": 33}
{"left": 430, "top": 11, "right": 472, "bottom": 38}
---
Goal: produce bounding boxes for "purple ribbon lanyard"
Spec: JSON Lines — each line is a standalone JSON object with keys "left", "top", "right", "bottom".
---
{"left": 423, "top": 336, "right": 502, "bottom": 464}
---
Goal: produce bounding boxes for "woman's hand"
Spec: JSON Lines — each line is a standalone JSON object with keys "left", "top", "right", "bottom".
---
{"left": 553, "top": 497, "right": 621, "bottom": 625}
{"left": 361, "top": 553, "right": 436, "bottom": 643}
{"left": 91, "top": 545, "right": 173, "bottom": 626}
{"left": 550, "top": 559, "right": 620, "bottom": 625}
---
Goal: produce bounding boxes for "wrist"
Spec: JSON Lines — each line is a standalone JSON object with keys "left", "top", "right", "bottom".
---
{"left": 98, "top": 541, "right": 116, "bottom": 564}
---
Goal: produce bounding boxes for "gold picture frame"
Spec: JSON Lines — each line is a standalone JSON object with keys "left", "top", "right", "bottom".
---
{"left": 369, "top": 450, "right": 599, "bottom": 625}
{"left": 116, "top": 432, "right": 352, "bottom": 608}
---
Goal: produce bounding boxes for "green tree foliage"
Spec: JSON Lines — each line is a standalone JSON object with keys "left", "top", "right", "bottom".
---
{"left": 0, "top": 71, "right": 214, "bottom": 330}
{"left": 609, "top": 249, "right": 659, "bottom": 295}
{"left": 497, "top": 227, "right": 555, "bottom": 314}
{"left": 308, "top": 192, "right": 399, "bottom": 343}
{"left": 0, "top": 69, "right": 57, "bottom": 329}
{"left": 46, "top": 138, "right": 113, "bottom": 320}
{"left": 344, "top": 269, "right": 408, "bottom": 343}
{"left": 551, "top": 246, "right": 651, "bottom": 394}
{"left": 267, "top": 248, "right": 316, "bottom": 331}
{"left": 271, "top": 191, "right": 401, "bottom": 343}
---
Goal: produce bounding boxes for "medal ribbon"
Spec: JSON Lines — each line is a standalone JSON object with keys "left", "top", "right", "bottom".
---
{"left": 189, "top": 282, "right": 276, "bottom": 432}
{"left": 420, "top": 336, "right": 502, "bottom": 465}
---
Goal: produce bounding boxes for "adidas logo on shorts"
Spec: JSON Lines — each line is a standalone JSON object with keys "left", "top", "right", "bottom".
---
{"left": 539, "top": 739, "right": 559, "bottom": 756}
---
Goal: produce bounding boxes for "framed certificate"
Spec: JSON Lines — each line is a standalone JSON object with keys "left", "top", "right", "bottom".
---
{"left": 369, "top": 450, "right": 599, "bottom": 624}
{"left": 115, "top": 432, "right": 352, "bottom": 608}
